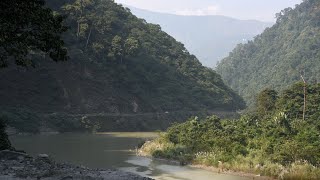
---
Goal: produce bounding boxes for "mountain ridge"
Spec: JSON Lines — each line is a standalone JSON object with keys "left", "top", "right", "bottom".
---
{"left": 125, "top": 5, "right": 272, "bottom": 67}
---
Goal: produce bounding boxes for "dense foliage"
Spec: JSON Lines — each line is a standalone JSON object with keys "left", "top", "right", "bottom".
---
{"left": 57, "top": 0, "right": 245, "bottom": 110}
{"left": 0, "top": 0, "right": 245, "bottom": 133}
{"left": 141, "top": 83, "right": 320, "bottom": 179}
{"left": 0, "top": 0, "right": 68, "bottom": 67}
{"left": 216, "top": 0, "right": 320, "bottom": 106}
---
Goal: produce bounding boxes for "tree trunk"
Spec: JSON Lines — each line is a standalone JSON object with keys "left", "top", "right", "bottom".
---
{"left": 77, "top": 0, "right": 83, "bottom": 38}
{"left": 77, "top": 22, "right": 80, "bottom": 38}
{"left": 85, "top": 26, "right": 92, "bottom": 50}
{"left": 300, "top": 74, "right": 307, "bottom": 121}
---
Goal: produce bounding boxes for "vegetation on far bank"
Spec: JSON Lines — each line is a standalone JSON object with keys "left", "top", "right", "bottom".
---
{"left": 139, "top": 82, "right": 320, "bottom": 179}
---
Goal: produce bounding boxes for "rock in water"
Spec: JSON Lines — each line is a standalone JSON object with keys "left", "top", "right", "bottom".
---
{"left": 38, "top": 154, "right": 49, "bottom": 158}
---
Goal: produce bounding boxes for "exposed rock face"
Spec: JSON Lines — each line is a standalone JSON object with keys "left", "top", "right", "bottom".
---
{"left": 0, "top": 150, "right": 153, "bottom": 180}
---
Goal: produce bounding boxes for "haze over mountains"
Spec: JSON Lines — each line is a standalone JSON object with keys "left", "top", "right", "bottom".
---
{"left": 126, "top": 6, "right": 272, "bottom": 67}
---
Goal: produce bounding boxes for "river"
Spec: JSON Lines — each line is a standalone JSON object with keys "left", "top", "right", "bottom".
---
{"left": 10, "top": 133, "right": 250, "bottom": 180}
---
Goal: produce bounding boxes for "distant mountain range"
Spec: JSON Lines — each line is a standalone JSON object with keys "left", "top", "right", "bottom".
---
{"left": 126, "top": 6, "right": 272, "bottom": 67}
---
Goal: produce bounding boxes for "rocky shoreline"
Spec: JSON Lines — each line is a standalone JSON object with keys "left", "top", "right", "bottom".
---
{"left": 0, "top": 150, "right": 153, "bottom": 180}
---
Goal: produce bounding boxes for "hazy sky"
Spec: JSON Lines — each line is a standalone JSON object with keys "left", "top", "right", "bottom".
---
{"left": 114, "top": 0, "right": 302, "bottom": 22}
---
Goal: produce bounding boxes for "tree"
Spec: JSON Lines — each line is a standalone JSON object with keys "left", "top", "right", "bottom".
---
{"left": 300, "top": 72, "right": 307, "bottom": 121}
{"left": 62, "top": 0, "right": 96, "bottom": 40}
{"left": 110, "top": 35, "right": 124, "bottom": 62}
{"left": 124, "top": 37, "right": 139, "bottom": 57}
{"left": 0, "top": 0, "right": 68, "bottom": 67}
{"left": 256, "top": 88, "right": 278, "bottom": 116}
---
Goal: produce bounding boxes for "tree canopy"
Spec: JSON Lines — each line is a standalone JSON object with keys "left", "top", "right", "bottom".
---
{"left": 0, "top": 0, "right": 68, "bottom": 67}
{"left": 256, "top": 88, "right": 278, "bottom": 116}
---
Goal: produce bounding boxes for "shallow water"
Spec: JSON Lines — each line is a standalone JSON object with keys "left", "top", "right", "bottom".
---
{"left": 10, "top": 133, "right": 250, "bottom": 180}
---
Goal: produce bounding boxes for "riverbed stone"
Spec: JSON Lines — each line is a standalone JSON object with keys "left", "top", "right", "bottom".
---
{"left": 38, "top": 154, "right": 49, "bottom": 158}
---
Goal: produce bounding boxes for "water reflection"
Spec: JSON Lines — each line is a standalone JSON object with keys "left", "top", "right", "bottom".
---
{"left": 10, "top": 133, "right": 250, "bottom": 180}
{"left": 10, "top": 133, "right": 150, "bottom": 168}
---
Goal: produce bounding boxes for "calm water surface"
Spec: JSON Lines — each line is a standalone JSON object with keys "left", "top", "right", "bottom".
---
{"left": 10, "top": 133, "right": 250, "bottom": 180}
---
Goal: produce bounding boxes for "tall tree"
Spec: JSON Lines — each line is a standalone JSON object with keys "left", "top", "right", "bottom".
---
{"left": 110, "top": 35, "right": 124, "bottom": 62}
{"left": 0, "top": 0, "right": 68, "bottom": 67}
{"left": 300, "top": 72, "right": 307, "bottom": 121}
{"left": 124, "top": 37, "right": 139, "bottom": 57}
{"left": 256, "top": 88, "right": 278, "bottom": 116}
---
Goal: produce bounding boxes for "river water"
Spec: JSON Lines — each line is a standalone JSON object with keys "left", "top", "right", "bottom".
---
{"left": 10, "top": 133, "right": 250, "bottom": 180}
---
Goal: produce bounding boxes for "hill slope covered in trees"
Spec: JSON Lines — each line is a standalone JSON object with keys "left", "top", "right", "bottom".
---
{"left": 216, "top": 0, "right": 320, "bottom": 105}
{"left": 0, "top": 0, "right": 245, "bottom": 132}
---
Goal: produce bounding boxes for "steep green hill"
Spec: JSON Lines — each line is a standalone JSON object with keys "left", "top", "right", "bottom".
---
{"left": 216, "top": 0, "right": 320, "bottom": 106}
{"left": 0, "top": 0, "right": 245, "bottom": 132}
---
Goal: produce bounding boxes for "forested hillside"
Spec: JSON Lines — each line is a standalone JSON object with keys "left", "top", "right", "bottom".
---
{"left": 216, "top": 0, "right": 320, "bottom": 106}
{"left": 128, "top": 6, "right": 271, "bottom": 67}
{"left": 0, "top": 0, "right": 245, "bottom": 132}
